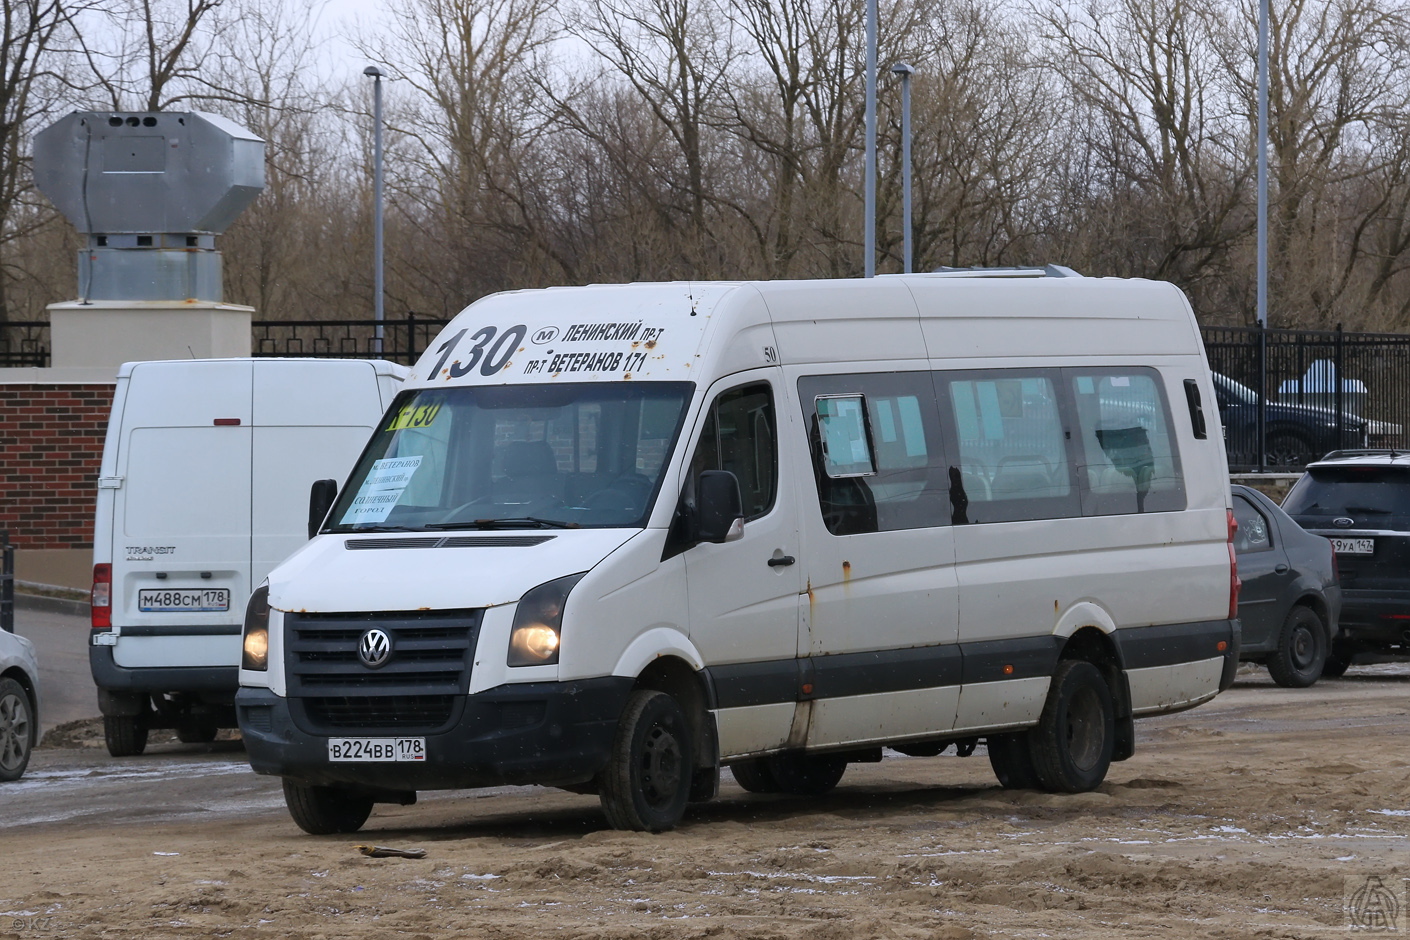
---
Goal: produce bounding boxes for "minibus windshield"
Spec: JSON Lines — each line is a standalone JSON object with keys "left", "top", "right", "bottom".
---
{"left": 326, "top": 382, "right": 694, "bottom": 532}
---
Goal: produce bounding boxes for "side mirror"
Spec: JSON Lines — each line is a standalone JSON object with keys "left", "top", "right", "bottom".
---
{"left": 695, "top": 470, "right": 744, "bottom": 543}
{"left": 308, "top": 479, "right": 338, "bottom": 539}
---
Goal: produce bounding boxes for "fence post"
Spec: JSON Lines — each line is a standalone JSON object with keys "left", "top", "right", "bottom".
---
{"left": 1335, "top": 323, "right": 1345, "bottom": 451}
{"left": 1, "top": 530, "right": 14, "bottom": 634}
{"left": 407, "top": 312, "right": 417, "bottom": 363}
{"left": 1257, "top": 324, "right": 1268, "bottom": 473}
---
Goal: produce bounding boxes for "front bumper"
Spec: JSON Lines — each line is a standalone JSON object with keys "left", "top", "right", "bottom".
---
{"left": 236, "top": 677, "right": 634, "bottom": 791}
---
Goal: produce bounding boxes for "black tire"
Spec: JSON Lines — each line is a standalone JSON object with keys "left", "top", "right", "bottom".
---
{"left": 1030, "top": 660, "right": 1115, "bottom": 793}
{"left": 176, "top": 720, "right": 219, "bottom": 744}
{"left": 765, "top": 753, "right": 848, "bottom": 796}
{"left": 282, "top": 780, "right": 374, "bottom": 835}
{"left": 1322, "top": 641, "right": 1355, "bottom": 678}
{"left": 729, "top": 758, "right": 780, "bottom": 793}
{"left": 1267, "top": 606, "right": 1327, "bottom": 688}
{"left": 599, "top": 690, "right": 694, "bottom": 832}
{"left": 104, "top": 714, "right": 149, "bottom": 757}
{"left": 0, "top": 678, "right": 35, "bottom": 782}
{"left": 987, "top": 732, "right": 1041, "bottom": 790}
{"left": 1265, "top": 430, "right": 1316, "bottom": 468}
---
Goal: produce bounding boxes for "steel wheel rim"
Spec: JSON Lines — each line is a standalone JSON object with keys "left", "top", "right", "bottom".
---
{"left": 1064, "top": 686, "right": 1105, "bottom": 772}
{"left": 1291, "top": 625, "right": 1317, "bottom": 670}
{"left": 638, "top": 721, "right": 683, "bottom": 807}
{"left": 0, "top": 691, "right": 30, "bottom": 772}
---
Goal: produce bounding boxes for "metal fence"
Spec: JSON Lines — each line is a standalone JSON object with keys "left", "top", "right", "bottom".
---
{"left": 0, "top": 322, "right": 53, "bottom": 367}
{"left": 1202, "top": 325, "right": 1410, "bottom": 471}
{"left": 1, "top": 531, "right": 14, "bottom": 634}
{"left": 251, "top": 314, "right": 449, "bottom": 364}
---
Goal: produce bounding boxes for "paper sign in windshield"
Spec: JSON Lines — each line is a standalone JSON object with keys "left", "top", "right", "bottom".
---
{"left": 340, "top": 456, "right": 424, "bottom": 525}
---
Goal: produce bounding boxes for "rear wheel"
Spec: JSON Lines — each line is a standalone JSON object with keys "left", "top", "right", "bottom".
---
{"left": 1267, "top": 606, "right": 1327, "bottom": 688}
{"left": 1030, "top": 660, "right": 1115, "bottom": 793}
{"left": 0, "top": 678, "right": 35, "bottom": 782}
{"left": 1322, "top": 641, "right": 1355, "bottom": 678}
{"left": 987, "top": 732, "right": 1041, "bottom": 790}
{"left": 728, "top": 759, "right": 779, "bottom": 793}
{"left": 765, "top": 753, "right": 847, "bottom": 796}
{"left": 176, "top": 720, "right": 220, "bottom": 744}
{"left": 282, "top": 780, "right": 374, "bottom": 835}
{"left": 599, "top": 690, "right": 694, "bottom": 832}
{"left": 104, "top": 714, "right": 149, "bottom": 757}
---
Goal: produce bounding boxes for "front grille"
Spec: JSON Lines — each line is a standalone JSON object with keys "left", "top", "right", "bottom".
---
{"left": 304, "top": 694, "right": 457, "bottom": 729}
{"left": 285, "top": 608, "right": 481, "bottom": 734}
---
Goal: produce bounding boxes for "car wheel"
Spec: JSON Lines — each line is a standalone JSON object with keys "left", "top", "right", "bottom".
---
{"left": 1030, "top": 660, "right": 1115, "bottom": 793}
{"left": 0, "top": 678, "right": 35, "bottom": 782}
{"left": 1265, "top": 430, "right": 1315, "bottom": 468}
{"left": 104, "top": 714, "right": 149, "bottom": 757}
{"left": 282, "top": 780, "right": 374, "bottom": 835}
{"left": 729, "top": 758, "right": 780, "bottom": 794}
{"left": 1267, "top": 606, "right": 1327, "bottom": 688}
{"left": 176, "top": 720, "right": 219, "bottom": 744}
{"left": 1322, "top": 641, "right": 1355, "bottom": 678}
{"left": 987, "top": 732, "right": 1041, "bottom": 789}
{"left": 764, "top": 752, "right": 847, "bottom": 796}
{"left": 599, "top": 690, "right": 694, "bottom": 832}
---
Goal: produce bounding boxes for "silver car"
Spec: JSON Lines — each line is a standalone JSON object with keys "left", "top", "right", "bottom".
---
{"left": 0, "top": 625, "right": 40, "bottom": 781}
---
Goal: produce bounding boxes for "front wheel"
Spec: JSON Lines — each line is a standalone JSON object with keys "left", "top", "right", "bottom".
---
{"left": 1322, "top": 640, "right": 1355, "bottom": 678}
{"left": 0, "top": 678, "right": 35, "bottom": 782}
{"left": 1267, "top": 606, "right": 1327, "bottom": 688}
{"left": 283, "top": 780, "right": 374, "bottom": 835}
{"left": 1030, "top": 660, "right": 1115, "bottom": 793}
{"left": 599, "top": 690, "right": 694, "bottom": 831}
{"left": 176, "top": 720, "right": 220, "bottom": 744}
{"left": 104, "top": 714, "right": 149, "bottom": 757}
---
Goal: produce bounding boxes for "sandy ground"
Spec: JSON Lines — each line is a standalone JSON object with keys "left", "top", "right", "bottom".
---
{"left": 4, "top": 666, "right": 1410, "bottom": 940}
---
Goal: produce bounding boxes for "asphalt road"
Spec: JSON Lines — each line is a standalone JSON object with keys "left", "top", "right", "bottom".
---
{"left": 12, "top": 597, "right": 97, "bottom": 734}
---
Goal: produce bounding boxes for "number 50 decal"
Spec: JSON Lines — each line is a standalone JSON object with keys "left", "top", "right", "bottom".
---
{"left": 426, "top": 324, "right": 527, "bottom": 381}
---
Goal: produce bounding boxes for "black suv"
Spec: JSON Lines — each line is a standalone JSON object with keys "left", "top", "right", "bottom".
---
{"left": 1213, "top": 373, "right": 1370, "bottom": 470}
{"left": 1282, "top": 450, "right": 1410, "bottom": 674}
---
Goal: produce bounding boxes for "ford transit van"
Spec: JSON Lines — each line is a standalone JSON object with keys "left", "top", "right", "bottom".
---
{"left": 237, "top": 272, "right": 1240, "bottom": 833}
{"left": 91, "top": 358, "right": 407, "bottom": 755}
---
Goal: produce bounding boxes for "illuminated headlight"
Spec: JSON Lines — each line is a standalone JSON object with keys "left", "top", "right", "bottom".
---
{"left": 242, "top": 585, "right": 270, "bottom": 671}
{"left": 508, "top": 573, "right": 586, "bottom": 667}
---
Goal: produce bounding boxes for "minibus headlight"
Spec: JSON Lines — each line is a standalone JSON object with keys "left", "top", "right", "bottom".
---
{"left": 242, "top": 585, "right": 270, "bottom": 671}
{"left": 508, "top": 573, "right": 586, "bottom": 667}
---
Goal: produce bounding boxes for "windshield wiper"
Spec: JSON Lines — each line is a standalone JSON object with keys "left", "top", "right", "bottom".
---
{"left": 425, "top": 516, "right": 581, "bottom": 530}
{"left": 1343, "top": 505, "right": 1391, "bottom": 514}
{"left": 337, "top": 524, "right": 425, "bottom": 533}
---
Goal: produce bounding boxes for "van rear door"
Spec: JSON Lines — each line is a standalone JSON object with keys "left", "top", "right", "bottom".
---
{"left": 250, "top": 360, "right": 388, "bottom": 588}
{"left": 112, "top": 360, "right": 253, "bottom": 665}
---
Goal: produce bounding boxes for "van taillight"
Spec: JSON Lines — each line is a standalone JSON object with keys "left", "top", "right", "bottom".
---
{"left": 92, "top": 563, "right": 112, "bottom": 629}
{"left": 1226, "top": 509, "right": 1241, "bottom": 621}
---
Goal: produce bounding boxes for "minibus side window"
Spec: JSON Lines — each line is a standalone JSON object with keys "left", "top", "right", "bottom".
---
{"left": 799, "top": 373, "right": 949, "bottom": 535}
{"left": 943, "top": 372, "right": 1081, "bottom": 524}
{"left": 1069, "top": 370, "right": 1187, "bottom": 515}
{"left": 686, "top": 383, "right": 778, "bottom": 521}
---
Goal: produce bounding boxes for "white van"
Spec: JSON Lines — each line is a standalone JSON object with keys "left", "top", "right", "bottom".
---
{"left": 91, "top": 358, "right": 407, "bottom": 756}
{"left": 236, "top": 273, "right": 1240, "bottom": 834}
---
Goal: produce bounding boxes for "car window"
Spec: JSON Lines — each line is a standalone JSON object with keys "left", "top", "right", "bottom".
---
{"left": 1233, "top": 495, "right": 1273, "bottom": 553}
{"left": 688, "top": 383, "right": 777, "bottom": 520}
{"left": 1284, "top": 467, "right": 1410, "bottom": 519}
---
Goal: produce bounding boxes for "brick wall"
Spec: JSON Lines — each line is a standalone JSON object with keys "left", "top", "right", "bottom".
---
{"left": 0, "top": 384, "right": 114, "bottom": 550}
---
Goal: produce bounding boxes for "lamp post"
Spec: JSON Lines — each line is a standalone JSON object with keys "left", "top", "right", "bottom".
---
{"left": 892, "top": 62, "right": 915, "bottom": 274}
{"left": 864, "top": 0, "right": 878, "bottom": 277}
{"left": 363, "top": 66, "right": 385, "bottom": 356}
{"left": 1255, "top": 0, "right": 1269, "bottom": 469}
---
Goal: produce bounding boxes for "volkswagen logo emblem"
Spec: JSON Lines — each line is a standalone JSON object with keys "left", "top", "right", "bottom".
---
{"left": 358, "top": 628, "right": 392, "bottom": 668}
{"left": 1333, "top": 517, "right": 1355, "bottom": 528}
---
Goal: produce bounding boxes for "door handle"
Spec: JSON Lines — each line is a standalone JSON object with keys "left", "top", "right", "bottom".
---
{"left": 767, "top": 555, "right": 796, "bottom": 567}
{"left": 1275, "top": 564, "right": 1289, "bottom": 574}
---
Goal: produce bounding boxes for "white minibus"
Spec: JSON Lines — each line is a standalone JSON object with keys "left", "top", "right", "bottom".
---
{"left": 237, "top": 271, "right": 1240, "bottom": 833}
